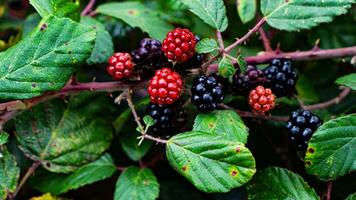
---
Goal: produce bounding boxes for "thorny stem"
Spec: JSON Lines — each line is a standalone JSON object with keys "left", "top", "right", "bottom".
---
{"left": 303, "top": 87, "right": 352, "bottom": 110}
{"left": 10, "top": 161, "right": 42, "bottom": 200}
{"left": 326, "top": 181, "right": 333, "bottom": 200}
{"left": 258, "top": 26, "right": 273, "bottom": 52}
{"left": 125, "top": 91, "right": 168, "bottom": 144}
{"left": 216, "top": 31, "right": 225, "bottom": 50}
{"left": 81, "top": 0, "right": 96, "bottom": 16}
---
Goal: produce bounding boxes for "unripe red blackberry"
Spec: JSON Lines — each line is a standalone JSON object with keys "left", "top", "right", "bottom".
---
{"left": 107, "top": 53, "right": 135, "bottom": 80}
{"left": 286, "top": 109, "right": 322, "bottom": 150}
{"left": 233, "top": 65, "right": 267, "bottom": 95}
{"left": 249, "top": 85, "right": 276, "bottom": 113}
{"left": 162, "top": 28, "right": 197, "bottom": 63}
{"left": 148, "top": 68, "right": 183, "bottom": 105}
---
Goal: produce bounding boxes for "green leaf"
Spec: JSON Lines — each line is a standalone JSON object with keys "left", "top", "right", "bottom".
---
{"left": 247, "top": 166, "right": 319, "bottom": 200}
{"left": 195, "top": 38, "right": 218, "bottom": 54}
{"left": 335, "top": 73, "right": 356, "bottom": 90}
{"left": 180, "top": 0, "right": 228, "bottom": 32}
{"left": 296, "top": 75, "right": 320, "bottom": 103}
{"left": 96, "top": 2, "right": 173, "bottom": 40}
{"left": 237, "top": 54, "right": 247, "bottom": 74}
{"left": 305, "top": 114, "right": 356, "bottom": 181}
{"left": 166, "top": 131, "right": 256, "bottom": 193}
{"left": 81, "top": 16, "right": 114, "bottom": 65}
{"left": 15, "top": 99, "right": 113, "bottom": 173}
{"left": 120, "top": 131, "right": 153, "bottom": 162}
{"left": 31, "top": 154, "right": 116, "bottom": 195}
{"left": 114, "top": 166, "right": 159, "bottom": 200}
{"left": 0, "top": 16, "right": 96, "bottom": 100}
{"left": 218, "top": 57, "right": 236, "bottom": 78}
{"left": 30, "top": 0, "right": 80, "bottom": 20}
{"left": 143, "top": 115, "right": 156, "bottom": 127}
{"left": 0, "top": 132, "right": 9, "bottom": 146}
{"left": 261, "top": 0, "right": 356, "bottom": 31}
{"left": 193, "top": 110, "right": 249, "bottom": 143}
{"left": 0, "top": 147, "right": 20, "bottom": 199}
{"left": 346, "top": 193, "right": 356, "bottom": 200}
{"left": 237, "top": 0, "right": 257, "bottom": 24}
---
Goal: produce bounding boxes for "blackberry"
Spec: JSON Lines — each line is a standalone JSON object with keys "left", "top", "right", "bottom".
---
{"left": 286, "top": 109, "right": 322, "bottom": 150}
{"left": 147, "top": 103, "right": 187, "bottom": 136}
{"left": 131, "top": 38, "right": 169, "bottom": 70}
{"left": 232, "top": 65, "right": 267, "bottom": 95}
{"left": 264, "top": 59, "right": 298, "bottom": 97}
{"left": 191, "top": 75, "right": 224, "bottom": 113}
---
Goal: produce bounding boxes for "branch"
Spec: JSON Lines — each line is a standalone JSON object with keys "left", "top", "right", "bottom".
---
{"left": 258, "top": 26, "right": 273, "bottom": 52}
{"left": 219, "top": 104, "right": 289, "bottom": 122}
{"left": 303, "top": 87, "right": 352, "bottom": 110}
{"left": 81, "top": 0, "right": 96, "bottom": 16}
{"left": 225, "top": 18, "right": 267, "bottom": 53}
{"left": 10, "top": 161, "right": 42, "bottom": 200}
{"left": 0, "top": 80, "right": 149, "bottom": 130}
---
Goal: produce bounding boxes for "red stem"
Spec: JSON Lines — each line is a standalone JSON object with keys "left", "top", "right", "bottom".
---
{"left": 259, "top": 27, "right": 273, "bottom": 52}
{"left": 81, "top": 0, "right": 96, "bottom": 16}
{"left": 303, "top": 88, "right": 351, "bottom": 110}
{"left": 326, "top": 181, "right": 333, "bottom": 200}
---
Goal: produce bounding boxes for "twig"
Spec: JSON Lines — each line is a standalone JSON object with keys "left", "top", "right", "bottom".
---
{"left": 125, "top": 91, "right": 168, "bottom": 144}
{"left": 258, "top": 26, "right": 273, "bottom": 52}
{"left": 326, "top": 181, "right": 333, "bottom": 200}
{"left": 81, "top": 0, "right": 96, "bottom": 16}
{"left": 225, "top": 18, "right": 267, "bottom": 53}
{"left": 216, "top": 31, "right": 225, "bottom": 50}
{"left": 10, "top": 161, "right": 42, "bottom": 199}
{"left": 208, "top": 45, "right": 356, "bottom": 70}
{"left": 219, "top": 104, "right": 289, "bottom": 122}
{"left": 0, "top": 80, "right": 149, "bottom": 130}
{"left": 303, "top": 88, "right": 352, "bottom": 110}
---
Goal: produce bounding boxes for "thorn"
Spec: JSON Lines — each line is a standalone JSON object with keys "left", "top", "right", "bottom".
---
{"left": 114, "top": 92, "right": 127, "bottom": 105}
{"left": 108, "top": 93, "right": 113, "bottom": 98}
{"left": 89, "top": 88, "right": 94, "bottom": 91}
{"left": 92, "top": 77, "right": 96, "bottom": 82}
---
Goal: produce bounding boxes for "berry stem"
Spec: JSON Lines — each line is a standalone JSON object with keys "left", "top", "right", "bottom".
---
{"left": 225, "top": 18, "right": 267, "bottom": 53}
{"left": 125, "top": 91, "right": 168, "bottom": 144}
{"left": 81, "top": 0, "right": 96, "bottom": 16}
{"left": 326, "top": 181, "right": 333, "bottom": 200}
{"left": 9, "top": 160, "right": 42, "bottom": 200}
{"left": 216, "top": 30, "right": 225, "bottom": 50}
{"left": 258, "top": 26, "right": 273, "bottom": 52}
{"left": 302, "top": 87, "right": 351, "bottom": 110}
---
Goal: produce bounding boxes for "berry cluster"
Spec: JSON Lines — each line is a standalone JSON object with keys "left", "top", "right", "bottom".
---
{"left": 148, "top": 68, "right": 183, "bottom": 105}
{"left": 147, "top": 103, "right": 187, "bottom": 136}
{"left": 233, "top": 65, "right": 266, "bottom": 95}
{"left": 162, "top": 28, "right": 197, "bottom": 63}
{"left": 106, "top": 53, "right": 135, "bottom": 80}
{"left": 248, "top": 85, "right": 276, "bottom": 113}
{"left": 286, "top": 109, "right": 322, "bottom": 150}
{"left": 131, "top": 38, "right": 168, "bottom": 70}
{"left": 264, "top": 59, "right": 298, "bottom": 97}
{"left": 191, "top": 75, "right": 224, "bottom": 113}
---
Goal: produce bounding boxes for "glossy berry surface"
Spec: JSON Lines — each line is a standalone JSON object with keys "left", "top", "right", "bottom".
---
{"left": 130, "top": 38, "right": 168, "bottom": 69}
{"left": 191, "top": 75, "right": 224, "bottom": 113}
{"left": 162, "top": 28, "right": 197, "bottom": 63}
{"left": 147, "top": 103, "right": 187, "bottom": 136}
{"left": 286, "top": 109, "right": 322, "bottom": 150}
{"left": 233, "top": 65, "right": 267, "bottom": 95}
{"left": 264, "top": 59, "right": 298, "bottom": 97}
{"left": 249, "top": 85, "right": 276, "bottom": 113}
{"left": 107, "top": 52, "right": 134, "bottom": 80}
{"left": 148, "top": 68, "right": 183, "bottom": 105}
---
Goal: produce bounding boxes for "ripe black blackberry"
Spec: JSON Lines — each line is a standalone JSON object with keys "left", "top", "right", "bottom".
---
{"left": 147, "top": 103, "right": 186, "bottom": 136}
{"left": 130, "top": 38, "right": 169, "bottom": 70}
{"left": 191, "top": 75, "right": 224, "bottom": 113}
{"left": 286, "top": 109, "right": 322, "bottom": 150}
{"left": 264, "top": 59, "right": 298, "bottom": 97}
{"left": 232, "top": 65, "right": 267, "bottom": 95}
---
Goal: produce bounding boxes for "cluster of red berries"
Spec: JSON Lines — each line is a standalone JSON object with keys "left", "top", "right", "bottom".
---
{"left": 107, "top": 53, "right": 135, "bottom": 80}
{"left": 248, "top": 86, "right": 276, "bottom": 113}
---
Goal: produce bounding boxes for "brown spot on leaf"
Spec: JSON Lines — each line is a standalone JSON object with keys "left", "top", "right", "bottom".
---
{"left": 40, "top": 23, "right": 47, "bottom": 31}
{"left": 143, "top": 180, "right": 149, "bottom": 185}
{"left": 231, "top": 170, "right": 238, "bottom": 176}
{"left": 31, "top": 83, "right": 36, "bottom": 88}
{"left": 305, "top": 160, "right": 312, "bottom": 166}
{"left": 182, "top": 166, "right": 187, "bottom": 172}
{"left": 308, "top": 147, "right": 315, "bottom": 154}
{"left": 235, "top": 146, "right": 241, "bottom": 153}
{"left": 128, "top": 10, "right": 136, "bottom": 15}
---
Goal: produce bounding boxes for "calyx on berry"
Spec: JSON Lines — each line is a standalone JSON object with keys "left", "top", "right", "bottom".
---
{"left": 148, "top": 68, "right": 183, "bottom": 105}
{"left": 107, "top": 52, "right": 135, "bottom": 80}
{"left": 249, "top": 85, "right": 276, "bottom": 113}
{"left": 162, "top": 28, "right": 197, "bottom": 63}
